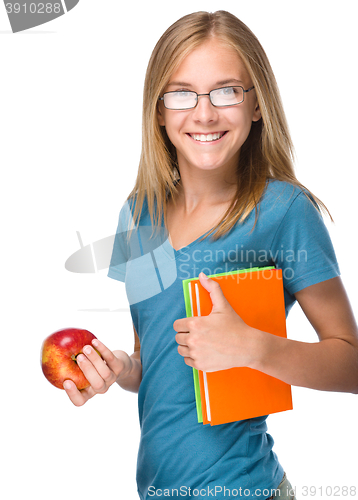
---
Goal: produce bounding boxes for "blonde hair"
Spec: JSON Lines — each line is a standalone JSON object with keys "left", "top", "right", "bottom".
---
{"left": 128, "top": 10, "right": 332, "bottom": 237}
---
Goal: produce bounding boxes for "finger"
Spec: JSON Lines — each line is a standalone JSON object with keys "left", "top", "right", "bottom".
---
{"left": 91, "top": 339, "right": 121, "bottom": 372}
{"left": 173, "top": 318, "right": 192, "bottom": 333}
{"left": 76, "top": 354, "right": 108, "bottom": 393}
{"left": 82, "top": 344, "right": 114, "bottom": 383}
{"left": 175, "top": 333, "right": 189, "bottom": 346}
{"left": 177, "top": 345, "right": 191, "bottom": 358}
{"left": 183, "top": 356, "right": 195, "bottom": 368}
{"left": 199, "top": 272, "right": 229, "bottom": 313}
{"left": 63, "top": 379, "right": 92, "bottom": 407}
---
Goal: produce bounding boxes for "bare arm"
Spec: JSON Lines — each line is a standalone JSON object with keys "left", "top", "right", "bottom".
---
{"left": 115, "top": 326, "right": 142, "bottom": 393}
{"left": 251, "top": 277, "right": 358, "bottom": 393}
{"left": 175, "top": 274, "right": 358, "bottom": 394}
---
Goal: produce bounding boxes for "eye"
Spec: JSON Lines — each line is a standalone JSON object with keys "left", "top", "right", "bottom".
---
{"left": 220, "top": 87, "right": 236, "bottom": 95}
{"left": 173, "top": 90, "right": 193, "bottom": 98}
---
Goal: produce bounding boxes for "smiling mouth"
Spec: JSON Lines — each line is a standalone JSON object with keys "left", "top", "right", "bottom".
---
{"left": 188, "top": 131, "right": 227, "bottom": 142}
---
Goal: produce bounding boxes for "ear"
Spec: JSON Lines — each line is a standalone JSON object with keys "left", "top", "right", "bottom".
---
{"left": 252, "top": 101, "right": 262, "bottom": 123}
{"left": 157, "top": 102, "right": 166, "bottom": 127}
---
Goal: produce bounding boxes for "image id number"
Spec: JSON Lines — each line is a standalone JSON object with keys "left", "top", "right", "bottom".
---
{"left": 5, "top": 3, "right": 62, "bottom": 14}
{"left": 302, "top": 486, "right": 356, "bottom": 496}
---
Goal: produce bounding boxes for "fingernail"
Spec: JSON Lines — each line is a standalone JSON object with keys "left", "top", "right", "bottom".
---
{"left": 92, "top": 339, "right": 99, "bottom": 347}
{"left": 83, "top": 346, "right": 92, "bottom": 355}
{"left": 77, "top": 354, "right": 85, "bottom": 362}
{"left": 200, "top": 272, "right": 208, "bottom": 279}
{"left": 63, "top": 381, "right": 71, "bottom": 390}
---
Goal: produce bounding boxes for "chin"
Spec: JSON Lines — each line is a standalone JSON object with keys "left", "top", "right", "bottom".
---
{"left": 190, "top": 156, "right": 236, "bottom": 172}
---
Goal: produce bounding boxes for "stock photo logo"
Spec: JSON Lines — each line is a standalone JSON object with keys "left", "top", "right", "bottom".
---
{"left": 4, "top": 0, "right": 79, "bottom": 33}
{"left": 65, "top": 228, "right": 178, "bottom": 305}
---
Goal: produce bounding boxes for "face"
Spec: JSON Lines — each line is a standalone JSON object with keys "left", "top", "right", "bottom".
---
{"left": 157, "top": 39, "right": 261, "bottom": 178}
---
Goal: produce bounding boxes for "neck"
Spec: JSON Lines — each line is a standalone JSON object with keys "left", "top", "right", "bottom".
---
{"left": 173, "top": 166, "right": 237, "bottom": 214}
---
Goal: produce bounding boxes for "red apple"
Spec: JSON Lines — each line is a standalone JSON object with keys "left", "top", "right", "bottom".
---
{"left": 41, "top": 327, "right": 98, "bottom": 390}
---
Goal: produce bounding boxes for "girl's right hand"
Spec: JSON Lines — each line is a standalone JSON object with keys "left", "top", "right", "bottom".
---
{"left": 63, "top": 338, "right": 131, "bottom": 406}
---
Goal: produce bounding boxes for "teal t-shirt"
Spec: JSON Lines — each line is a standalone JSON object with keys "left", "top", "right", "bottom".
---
{"left": 108, "top": 180, "right": 340, "bottom": 499}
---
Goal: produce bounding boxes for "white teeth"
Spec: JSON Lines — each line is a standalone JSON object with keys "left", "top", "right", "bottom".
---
{"left": 191, "top": 132, "right": 223, "bottom": 142}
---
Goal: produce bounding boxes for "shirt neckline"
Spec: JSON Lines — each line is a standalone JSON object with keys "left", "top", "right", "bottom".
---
{"left": 161, "top": 222, "right": 213, "bottom": 260}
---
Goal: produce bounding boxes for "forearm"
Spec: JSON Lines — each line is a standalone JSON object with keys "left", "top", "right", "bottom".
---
{"left": 250, "top": 329, "right": 358, "bottom": 394}
{"left": 115, "top": 350, "right": 142, "bottom": 393}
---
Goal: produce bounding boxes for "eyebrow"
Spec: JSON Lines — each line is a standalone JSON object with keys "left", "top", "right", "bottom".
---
{"left": 216, "top": 79, "right": 244, "bottom": 86}
{"left": 167, "top": 78, "right": 244, "bottom": 88}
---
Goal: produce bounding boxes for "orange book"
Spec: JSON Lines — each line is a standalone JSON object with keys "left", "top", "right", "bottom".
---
{"left": 183, "top": 267, "right": 293, "bottom": 426}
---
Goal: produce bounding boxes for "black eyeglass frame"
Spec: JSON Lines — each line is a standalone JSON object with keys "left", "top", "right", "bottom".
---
{"left": 158, "top": 85, "right": 255, "bottom": 110}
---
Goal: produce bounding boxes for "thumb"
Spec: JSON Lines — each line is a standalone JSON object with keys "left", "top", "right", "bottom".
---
{"left": 199, "top": 272, "right": 230, "bottom": 314}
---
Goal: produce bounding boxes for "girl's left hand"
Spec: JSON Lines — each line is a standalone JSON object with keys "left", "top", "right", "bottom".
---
{"left": 173, "top": 273, "right": 258, "bottom": 372}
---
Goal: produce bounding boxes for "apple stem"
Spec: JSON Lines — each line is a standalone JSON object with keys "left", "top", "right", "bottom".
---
{"left": 71, "top": 354, "right": 78, "bottom": 365}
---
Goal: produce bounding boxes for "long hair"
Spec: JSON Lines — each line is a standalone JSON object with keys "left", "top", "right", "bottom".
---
{"left": 128, "top": 10, "right": 332, "bottom": 237}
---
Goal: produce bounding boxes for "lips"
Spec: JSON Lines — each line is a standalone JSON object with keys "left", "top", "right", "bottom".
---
{"left": 188, "top": 131, "right": 227, "bottom": 143}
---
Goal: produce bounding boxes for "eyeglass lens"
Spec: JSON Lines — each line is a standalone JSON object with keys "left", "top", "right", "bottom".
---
{"left": 163, "top": 86, "right": 245, "bottom": 110}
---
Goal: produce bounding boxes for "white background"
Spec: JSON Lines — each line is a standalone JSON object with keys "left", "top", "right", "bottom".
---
{"left": 1, "top": 1, "right": 357, "bottom": 498}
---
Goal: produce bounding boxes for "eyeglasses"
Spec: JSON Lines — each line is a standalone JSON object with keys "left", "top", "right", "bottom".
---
{"left": 158, "top": 85, "right": 255, "bottom": 110}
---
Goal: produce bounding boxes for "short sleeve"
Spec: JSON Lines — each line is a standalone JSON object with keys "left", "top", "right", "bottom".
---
{"left": 107, "top": 200, "right": 134, "bottom": 282}
{"left": 270, "top": 192, "right": 340, "bottom": 295}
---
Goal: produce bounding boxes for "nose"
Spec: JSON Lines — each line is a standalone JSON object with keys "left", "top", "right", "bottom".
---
{"left": 191, "top": 94, "right": 218, "bottom": 123}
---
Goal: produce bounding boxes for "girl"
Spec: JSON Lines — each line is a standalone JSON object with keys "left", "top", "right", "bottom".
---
{"left": 64, "top": 10, "right": 358, "bottom": 500}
